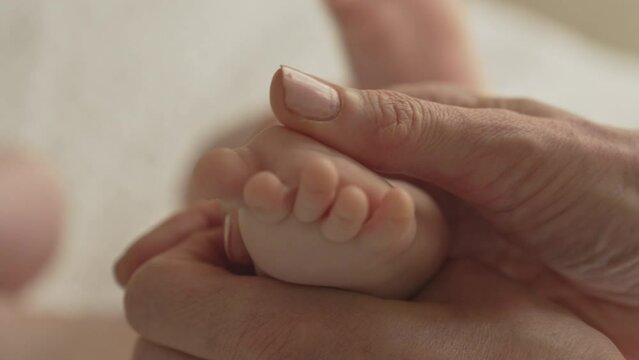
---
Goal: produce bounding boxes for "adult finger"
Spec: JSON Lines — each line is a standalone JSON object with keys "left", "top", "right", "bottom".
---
{"left": 114, "top": 201, "right": 224, "bottom": 286}
{"left": 271, "top": 66, "right": 573, "bottom": 204}
{"left": 391, "top": 82, "right": 573, "bottom": 119}
{"left": 125, "top": 230, "right": 624, "bottom": 359}
{"left": 325, "top": 0, "right": 480, "bottom": 89}
{"left": 124, "top": 228, "right": 453, "bottom": 360}
{"left": 133, "top": 339, "right": 201, "bottom": 360}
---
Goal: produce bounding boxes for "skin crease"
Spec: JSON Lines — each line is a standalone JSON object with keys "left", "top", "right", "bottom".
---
{"left": 118, "top": 0, "right": 636, "bottom": 358}
{"left": 171, "top": 77, "right": 639, "bottom": 359}
{"left": 117, "top": 206, "right": 624, "bottom": 360}
{"left": 120, "top": 85, "right": 639, "bottom": 358}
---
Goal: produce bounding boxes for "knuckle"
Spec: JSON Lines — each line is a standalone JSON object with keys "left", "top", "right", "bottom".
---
{"left": 370, "top": 90, "right": 421, "bottom": 145}
{"left": 455, "top": 109, "right": 550, "bottom": 205}
{"left": 361, "top": 89, "right": 430, "bottom": 166}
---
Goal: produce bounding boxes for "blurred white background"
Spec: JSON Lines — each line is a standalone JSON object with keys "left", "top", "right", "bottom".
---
{"left": 1, "top": 0, "right": 638, "bottom": 316}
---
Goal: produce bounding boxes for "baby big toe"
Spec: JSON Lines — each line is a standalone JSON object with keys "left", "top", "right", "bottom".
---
{"left": 197, "top": 148, "right": 252, "bottom": 207}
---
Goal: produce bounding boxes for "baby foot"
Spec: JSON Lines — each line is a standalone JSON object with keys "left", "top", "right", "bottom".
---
{"left": 207, "top": 126, "right": 447, "bottom": 298}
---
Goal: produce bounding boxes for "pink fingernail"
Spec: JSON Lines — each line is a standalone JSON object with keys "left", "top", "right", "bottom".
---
{"left": 281, "top": 66, "right": 341, "bottom": 121}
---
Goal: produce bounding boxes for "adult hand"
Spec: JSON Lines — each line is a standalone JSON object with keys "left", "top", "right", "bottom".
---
{"left": 267, "top": 66, "right": 639, "bottom": 357}
{"left": 136, "top": 0, "right": 634, "bottom": 357}
{"left": 116, "top": 205, "right": 622, "bottom": 360}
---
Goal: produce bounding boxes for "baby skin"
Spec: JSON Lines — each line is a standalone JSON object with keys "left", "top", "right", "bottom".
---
{"left": 208, "top": 126, "right": 448, "bottom": 299}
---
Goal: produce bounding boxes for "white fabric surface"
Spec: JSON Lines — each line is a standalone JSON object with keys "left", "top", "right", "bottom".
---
{"left": 1, "top": 0, "right": 637, "bottom": 315}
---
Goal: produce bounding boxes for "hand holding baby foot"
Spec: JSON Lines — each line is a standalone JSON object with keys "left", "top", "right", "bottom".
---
{"left": 269, "top": 67, "right": 639, "bottom": 357}
{"left": 196, "top": 126, "right": 447, "bottom": 298}
{"left": 118, "top": 210, "right": 623, "bottom": 360}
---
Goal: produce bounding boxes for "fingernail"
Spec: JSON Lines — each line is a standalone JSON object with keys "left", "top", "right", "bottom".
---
{"left": 281, "top": 66, "right": 341, "bottom": 121}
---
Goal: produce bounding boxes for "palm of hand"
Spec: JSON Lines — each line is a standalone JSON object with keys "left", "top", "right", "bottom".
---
{"left": 445, "top": 198, "right": 639, "bottom": 358}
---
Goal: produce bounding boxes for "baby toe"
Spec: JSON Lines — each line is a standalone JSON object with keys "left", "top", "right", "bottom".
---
{"left": 321, "top": 185, "right": 369, "bottom": 243}
{"left": 293, "top": 157, "right": 339, "bottom": 223}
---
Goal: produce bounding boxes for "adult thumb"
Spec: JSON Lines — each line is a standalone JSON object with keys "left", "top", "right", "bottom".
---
{"left": 270, "top": 66, "right": 548, "bottom": 205}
